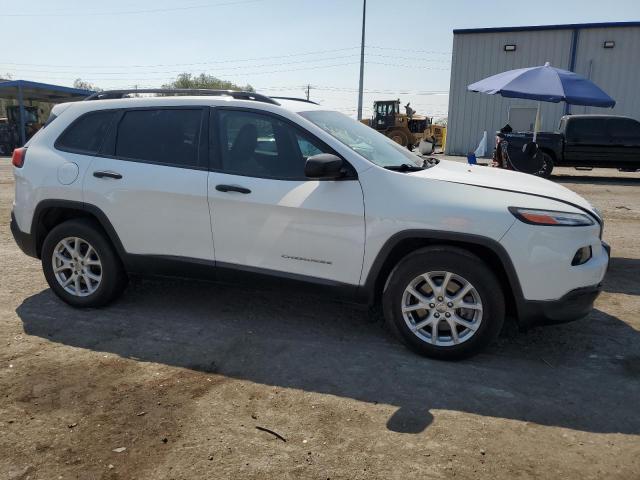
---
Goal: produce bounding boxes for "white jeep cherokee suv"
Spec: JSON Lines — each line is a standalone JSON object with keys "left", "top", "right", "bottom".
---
{"left": 10, "top": 89, "right": 610, "bottom": 359}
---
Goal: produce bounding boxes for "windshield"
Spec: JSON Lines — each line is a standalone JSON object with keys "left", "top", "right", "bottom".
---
{"left": 299, "top": 110, "right": 422, "bottom": 168}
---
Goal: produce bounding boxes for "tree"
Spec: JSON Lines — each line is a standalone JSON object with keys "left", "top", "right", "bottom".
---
{"left": 73, "top": 78, "right": 101, "bottom": 92}
{"left": 162, "top": 73, "right": 254, "bottom": 92}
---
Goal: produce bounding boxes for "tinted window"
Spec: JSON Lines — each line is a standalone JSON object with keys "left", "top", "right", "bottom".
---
{"left": 218, "top": 110, "right": 329, "bottom": 179}
{"left": 565, "top": 118, "right": 607, "bottom": 142}
{"left": 57, "top": 110, "right": 115, "bottom": 153}
{"left": 297, "top": 136, "right": 324, "bottom": 158}
{"left": 115, "top": 109, "right": 203, "bottom": 168}
{"left": 607, "top": 118, "right": 640, "bottom": 139}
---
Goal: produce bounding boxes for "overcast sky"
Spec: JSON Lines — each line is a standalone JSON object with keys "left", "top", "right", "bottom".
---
{"left": 2, "top": 0, "right": 639, "bottom": 118}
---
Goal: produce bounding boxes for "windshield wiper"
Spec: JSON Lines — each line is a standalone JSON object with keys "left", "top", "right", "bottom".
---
{"left": 383, "top": 163, "right": 425, "bottom": 172}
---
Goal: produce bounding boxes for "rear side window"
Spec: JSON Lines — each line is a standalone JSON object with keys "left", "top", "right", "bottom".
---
{"left": 115, "top": 109, "right": 203, "bottom": 168}
{"left": 565, "top": 118, "right": 607, "bottom": 142}
{"left": 56, "top": 110, "right": 116, "bottom": 154}
{"left": 607, "top": 118, "right": 640, "bottom": 139}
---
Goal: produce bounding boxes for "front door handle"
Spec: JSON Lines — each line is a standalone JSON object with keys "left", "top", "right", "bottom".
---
{"left": 215, "top": 184, "right": 251, "bottom": 194}
{"left": 93, "top": 171, "right": 122, "bottom": 180}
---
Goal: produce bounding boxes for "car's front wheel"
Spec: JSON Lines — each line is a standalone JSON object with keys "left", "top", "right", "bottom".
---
{"left": 41, "top": 219, "right": 127, "bottom": 307}
{"left": 383, "top": 246, "right": 505, "bottom": 360}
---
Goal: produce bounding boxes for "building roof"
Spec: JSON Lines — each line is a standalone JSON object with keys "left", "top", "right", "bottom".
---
{"left": 454, "top": 21, "right": 640, "bottom": 35}
{"left": 0, "top": 79, "right": 94, "bottom": 102}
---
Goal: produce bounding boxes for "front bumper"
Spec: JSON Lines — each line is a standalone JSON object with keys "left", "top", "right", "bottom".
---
{"left": 519, "top": 284, "right": 602, "bottom": 326}
{"left": 10, "top": 211, "right": 37, "bottom": 258}
{"left": 517, "top": 240, "right": 610, "bottom": 327}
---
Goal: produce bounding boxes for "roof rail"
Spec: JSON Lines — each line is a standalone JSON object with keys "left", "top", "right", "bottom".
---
{"left": 269, "top": 96, "right": 320, "bottom": 105}
{"left": 84, "top": 89, "right": 280, "bottom": 105}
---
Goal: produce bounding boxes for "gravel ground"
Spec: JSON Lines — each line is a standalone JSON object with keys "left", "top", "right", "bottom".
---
{"left": 0, "top": 157, "right": 638, "bottom": 479}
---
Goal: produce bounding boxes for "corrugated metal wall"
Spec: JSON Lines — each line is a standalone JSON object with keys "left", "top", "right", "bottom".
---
{"left": 446, "top": 26, "right": 640, "bottom": 155}
{"left": 573, "top": 27, "right": 640, "bottom": 117}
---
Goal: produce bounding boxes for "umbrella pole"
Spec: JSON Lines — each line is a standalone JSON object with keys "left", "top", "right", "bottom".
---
{"left": 533, "top": 101, "right": 541, "bottom": 144}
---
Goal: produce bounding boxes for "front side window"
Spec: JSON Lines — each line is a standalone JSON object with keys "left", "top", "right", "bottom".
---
{"left": 56, "top": 110, "right": 116, "bottom": 154}
{"left": 115, "top": 109, "right": 203, "bottom": 168}
{"left": 297, "top": 136, "right": 324, "bottom": 158}
{"left": 299, "top": 110, "right": 421, "bottom": 168}
{"left": 218, "top": 110, "right": 329, "bottom": 179}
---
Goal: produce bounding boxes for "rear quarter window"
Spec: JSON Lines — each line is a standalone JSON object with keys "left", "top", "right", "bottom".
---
{"left": 607, "top": 118, "right": 640, "bottom": 139}
{"left": 56, "top": 110, "right": 116, "bottom": 154}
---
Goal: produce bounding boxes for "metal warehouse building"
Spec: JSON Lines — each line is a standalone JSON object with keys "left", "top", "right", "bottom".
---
{"left": 446, "top": 21, "right": 640, "bottom": 155}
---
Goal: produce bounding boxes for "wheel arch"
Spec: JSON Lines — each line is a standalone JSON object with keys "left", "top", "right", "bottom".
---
{"left": 31, "top": 200, "right": 126, "bottom": 260}
{"left": 538, "top": 147, "right": 557, "bottom": 162}
{"left": 361, "top": 230, "right": 525, "bottom": 321}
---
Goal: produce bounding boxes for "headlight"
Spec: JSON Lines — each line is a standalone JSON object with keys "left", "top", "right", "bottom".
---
{"left": 508, "top": 207, "right": 595, "bottom": 226}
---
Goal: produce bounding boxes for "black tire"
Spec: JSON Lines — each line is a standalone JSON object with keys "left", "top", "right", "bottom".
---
{"left": 536, "top": 151, "right": 554, "bottom": 178}
{"left": 382, "top": 246, "right": 505, "bottom": 360}
{"left": 41, "top": 218, "right": 128, "bottom": 307}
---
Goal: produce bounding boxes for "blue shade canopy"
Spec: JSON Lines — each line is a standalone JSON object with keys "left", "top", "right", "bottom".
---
{"left": 0, "top": 79, "right": 94, "bottom": 101}
{"left": 467, "top": 62, "right": 615, "bottom": 108}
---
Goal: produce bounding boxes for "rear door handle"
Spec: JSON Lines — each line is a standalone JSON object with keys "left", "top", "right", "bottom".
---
{"left": 93, "top": 171, "right": 122, "bottom": 180}
{"left": 215, "top": 184, "right": 251, "bottom": 194}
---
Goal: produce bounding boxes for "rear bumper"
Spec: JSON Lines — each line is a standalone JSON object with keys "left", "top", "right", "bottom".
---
{"left": 10, "top": 211, "right": 37, "bottom": 258}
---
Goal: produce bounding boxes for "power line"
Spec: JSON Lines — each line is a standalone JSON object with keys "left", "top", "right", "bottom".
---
{"left": 0, "top": 48, "right": 452, "bottom": 71}
{"left": 0, "top": 47, "right": 453, "bottom": 73}
{"left": 5, "top": 62, "right": 361, "bottom": 82}
{"left": 366, "top": 61, "right": 450, "bottom": 71}
{"left": 366, "top": 53, "right": 450, "bottom": 63}
{"left": 367, "top": 45, "right": 451, "bottom": 55}
{"left": 3, "top": 55, "right": 452, "bottom": 86}
{"left": 3, "top": 0, "right": 265, "bottom": 17}
{"left": 4, "top": 55, "right": 363, "bottom": 76}
{"left": 314, "top": 85, "right": 448, "bottom": 94}
{"left": 0, "top": 47, "right": 362, "bottom": 69}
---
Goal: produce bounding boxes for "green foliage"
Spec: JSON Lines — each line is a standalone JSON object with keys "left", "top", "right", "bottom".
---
{"left": 162, "top": 73, "right": 254, "bottom": 92}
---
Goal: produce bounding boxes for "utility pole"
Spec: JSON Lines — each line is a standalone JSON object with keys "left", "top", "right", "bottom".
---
{"left": 306, "top": 84, "right": 311, "bottom": 101}
{"left": 356, "top": 0, "right": 366, "bottom": 120}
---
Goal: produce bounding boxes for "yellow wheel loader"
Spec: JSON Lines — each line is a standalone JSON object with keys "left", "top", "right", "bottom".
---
{"left": 361, "top": 99, "right": 446, "bottom": 151}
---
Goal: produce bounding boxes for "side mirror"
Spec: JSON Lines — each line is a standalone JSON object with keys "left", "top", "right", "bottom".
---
{"left": 304, "top": 154, "right": 344, "bottom": 179}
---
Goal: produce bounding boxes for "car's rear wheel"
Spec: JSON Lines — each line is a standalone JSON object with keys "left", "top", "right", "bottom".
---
{"left": 383, "top": 246, "right": 505, "bottom": 360}
{"left": 41, "top": 219, "right": 127, "bottom": 307}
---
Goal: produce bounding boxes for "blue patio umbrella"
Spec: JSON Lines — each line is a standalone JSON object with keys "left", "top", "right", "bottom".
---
{"left": 468, "top": 62, "right": 615, "bottom": 142}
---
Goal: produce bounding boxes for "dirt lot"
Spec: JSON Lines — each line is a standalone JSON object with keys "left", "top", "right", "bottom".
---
{"left": 0, "top": 158, "right": 638, "bottom": 479}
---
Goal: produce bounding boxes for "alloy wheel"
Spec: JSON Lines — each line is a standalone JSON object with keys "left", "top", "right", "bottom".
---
{"left": 52, "top": 236, "right": 103, "bottom": 297}
{"left": 401, "top": 271, "right": 483, "bottom": 346}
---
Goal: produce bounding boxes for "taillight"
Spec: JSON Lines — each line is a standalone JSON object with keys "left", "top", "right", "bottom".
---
{"left": 12, "top": 147, "right": 26, "bottom": 168}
